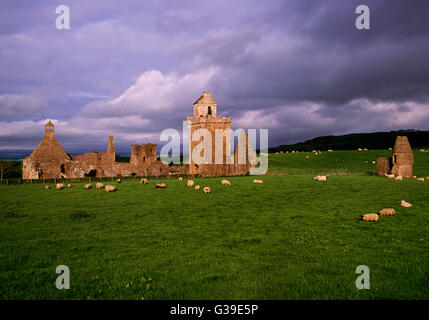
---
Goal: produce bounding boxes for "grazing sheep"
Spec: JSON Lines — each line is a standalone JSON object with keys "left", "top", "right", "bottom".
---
{"left": 221, "top": 179, "right": 231, "bottom": 186}
{"left": 187, "top": 180, "right": 195, "bottom": 187}
{"left": 413, "top": 176, "right": 417, "bottom": 179}
{"left": 328, "top": 149, "right": 333, "bottom": 152}
{"left": 253, "top": 179, "right": 263, "bottom": 184}
{"left": 67, "top": 184, "right": 72, "bottom": 188}
{"left": 426, "top": 177, "right": 429, "bottom": 180}
{"left": 361, "top": 214, "right": 379, "bottom": 222}
{"left": 313, "top": 176, "right": 327, "bottom": 181}
{"left": 364, "top": 148, "right": 368, "bottom": 151}
{"left": 178, "top": 177, "right": 183, "bottom": 181}
{"left": 117, "top": 178, "right": 121, "bottom": 183}
{"left": 141, "top": 178, "right": 148, "bottom": 184}
{"left": 45, "top": 185, "right": 50, "bottom": 190}
{"left": 105, "top": 185, "right": 116, "bottom": 192}
{"left": 379, "top": 208, "right": 395, "bottom": 216}
{"left": 195, "top": 185, "right": 200, "bottom": 191}
{"left": 96, "top": 182, "right": 105, "bottom": 189}
{"left": 155, "top": 183, "right": 167, "bottom": 188}
{"left": 56, "top": 183, "right": 64, "bottom": 190}
{"left": 305, "top": 155, "right": 310, "bottom": 159}
{"left": 417, "top": 178, "right": 425, "bottom": 182}
{"left": 395, "top": 176, "right": 403, "bottom": 181}
{"left": 400, "top": 200, "right": 412, "bottom": 208}
{"left": 358, "top": 148, "right": 363, "bottom": 151}
{"left": 203, "top": 186, "right": 211, "bottom": 194}
{"left": 84, "top": 184, "right": 92, "bottom": 189}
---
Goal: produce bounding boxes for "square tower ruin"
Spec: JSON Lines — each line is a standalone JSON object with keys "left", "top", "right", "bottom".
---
{"left": 187, "top": 92, "right": 232, "bottom": 176}
{"left": 186, "top": 92, "right": 255, "bottom": 177}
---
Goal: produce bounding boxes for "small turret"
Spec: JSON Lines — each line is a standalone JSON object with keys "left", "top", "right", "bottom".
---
{"left": 193, "top": 92, "right": 217, "bottom": 118}
{"left": 45, "top": 120, "right": 55, "bottom": 139}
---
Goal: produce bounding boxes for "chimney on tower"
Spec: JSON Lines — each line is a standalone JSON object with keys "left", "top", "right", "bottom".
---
{"left": 107, "top": 136, "right": 115, "bottom": 154}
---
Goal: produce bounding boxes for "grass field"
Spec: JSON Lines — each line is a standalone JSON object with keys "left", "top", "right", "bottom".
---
{"left": 1, "top": 162, "right": 429, "bottom": 299}
{"left": 268, "top": 149, "right": 429, "bottom": 177}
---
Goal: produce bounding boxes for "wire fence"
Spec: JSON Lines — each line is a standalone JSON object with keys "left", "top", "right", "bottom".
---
{"left": 0, "top": 173, "right": 200, "bottom": 185}
{"left": 0, "top": 167, "right": 380, "bottom": 185}
{"left": 267, "top": 167, "right": 378, "bottom": 176}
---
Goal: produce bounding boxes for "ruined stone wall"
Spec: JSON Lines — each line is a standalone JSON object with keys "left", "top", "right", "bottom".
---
{"left": 65, "top": 152, "right": 103, "bottom": 177}
{"left": 130, "top": 144, "right": 157, "bottom": 167}
{"left": 63, "top": 145, "right": 162, "bottom": 178}
{"left": 23, "top": 132, "right": 169, "bottom": 179}
{"left": 377, "top": 157, "right": 390, "bottom": 176}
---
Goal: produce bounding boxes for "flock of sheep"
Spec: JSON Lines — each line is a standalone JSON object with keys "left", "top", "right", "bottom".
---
{"left": 45, "top": 177, "right": 265, "bottom": 195}
{"left": 44, "top": 171, "right": 421, "bottom": 222}
{"left": 151, "top": 177, "right": 264, "bottom": 194}
{"left": 385, "top": 174, "right": 429, "bottom": 182}
{"left": 47, "top": 182, "right": 117, "bottom": 192}
{"left": 362, "top": 174, "right": 418, "bottom": 222}
{"left": 361, "top": 200, "right": 413, "bottom": 222}
{"left": 311, "top": 174, "right": 417, "bottom": 222}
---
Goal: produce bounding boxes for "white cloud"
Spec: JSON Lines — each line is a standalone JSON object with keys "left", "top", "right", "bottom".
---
{"left": 0, "top": 68, "right": 221, "bottom": 151}
{"left": 80, "top": 67, "right": 219, "bottom": 119}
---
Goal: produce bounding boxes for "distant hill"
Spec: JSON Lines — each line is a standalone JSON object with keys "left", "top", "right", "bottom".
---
{"left": 270, "top": 130, "right": 429, "bottom": 153}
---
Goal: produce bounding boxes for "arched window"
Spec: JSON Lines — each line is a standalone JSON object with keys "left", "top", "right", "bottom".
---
{"left": 207, "top": 106, "right": 212, "bottom": 116}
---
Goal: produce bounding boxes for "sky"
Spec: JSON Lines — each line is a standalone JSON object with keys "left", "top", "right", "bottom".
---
{"left": 0, "top": 0, "right": 428, "bottom": 156}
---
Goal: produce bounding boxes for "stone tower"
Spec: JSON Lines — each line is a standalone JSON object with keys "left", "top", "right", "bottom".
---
{"left": 391, "top": 136, "right": 414, "bottom": 177}
{"left": 187, "top": 92, "right": 232, "bottom": 176}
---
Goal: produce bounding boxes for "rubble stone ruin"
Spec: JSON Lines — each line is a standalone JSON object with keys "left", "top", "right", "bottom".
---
{"left": 22, "top": 121, "right": 169, "bottom": 179}
{"left": 23, "top": 92, "right": 256, "bottom": 179}
{"left": 377, "top": 136, "right": 414, "bottom": 177}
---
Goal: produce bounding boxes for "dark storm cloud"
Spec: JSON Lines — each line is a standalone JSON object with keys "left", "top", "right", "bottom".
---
{"left": 0, "top": 0, "right": 428, "bottom": 153}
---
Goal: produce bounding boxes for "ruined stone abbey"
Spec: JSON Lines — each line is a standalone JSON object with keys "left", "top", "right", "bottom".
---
{"left": 22, "top": 92, "right": 256, "bottom": 179}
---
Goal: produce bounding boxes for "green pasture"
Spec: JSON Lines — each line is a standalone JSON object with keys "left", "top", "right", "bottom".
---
{"left": 1, "top": 171, "right": 428, "bottom": 299}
